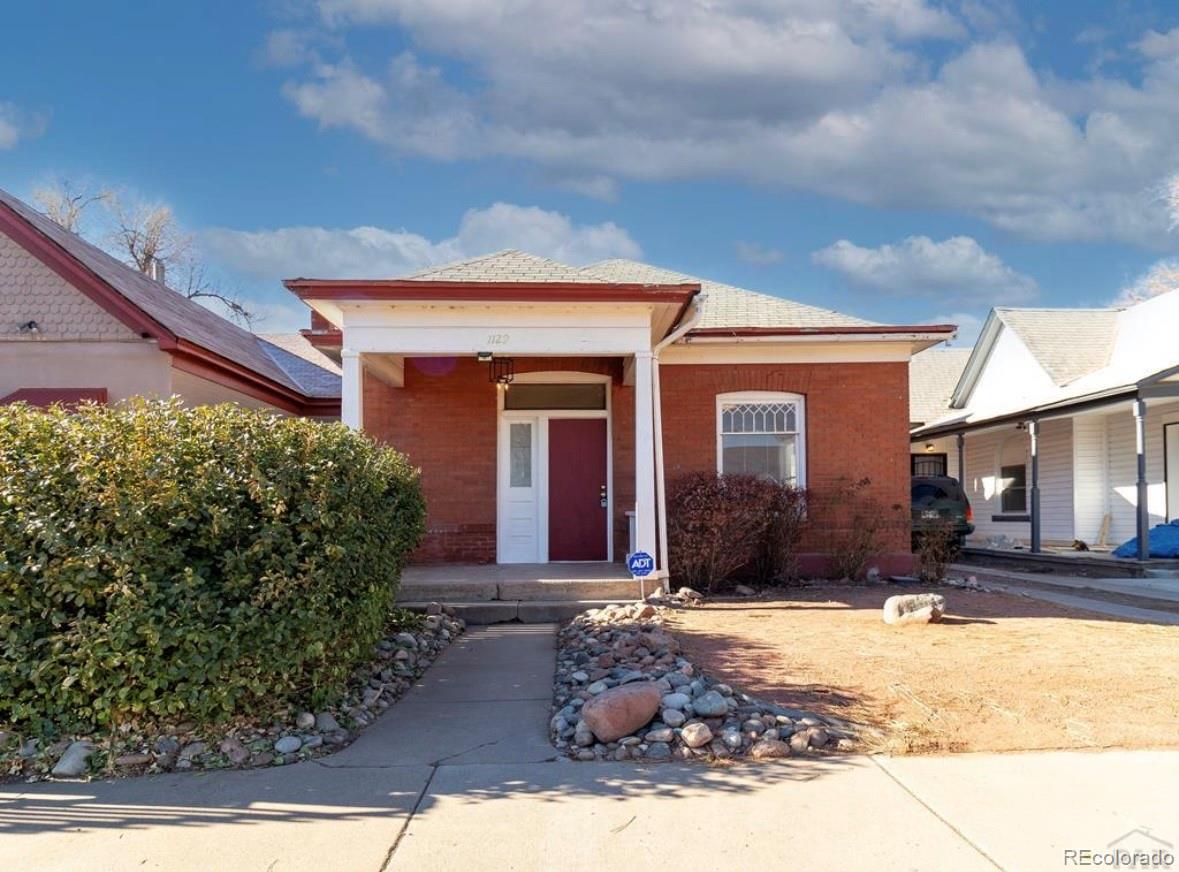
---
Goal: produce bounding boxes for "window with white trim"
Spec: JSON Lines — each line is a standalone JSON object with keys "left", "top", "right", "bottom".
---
{"left": 716, "top": 392, "right": 805, "bottom": 485}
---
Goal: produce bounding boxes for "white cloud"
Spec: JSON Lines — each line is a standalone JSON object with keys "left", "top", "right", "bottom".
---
{"left": 203, "top": 201, "right": 641, "bottom": 280}
{"left": 0, "top": 102, "right": 47, "bottom": 150}
{"left": 735, "top": 241, "right": 784, "bottom": 266}
{"left": 273, "top": 6, "right": 1179, "bottom": 246}
{"left": 812, "top": 235, "right": 1038, "bottom": 305}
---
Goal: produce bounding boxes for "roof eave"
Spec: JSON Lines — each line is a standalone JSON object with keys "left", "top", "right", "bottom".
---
{"left": 284, "top": 278, "right": 701, "bottom": 305}
{"left": 684, "top": 324, "right": 956, "bottom": 342}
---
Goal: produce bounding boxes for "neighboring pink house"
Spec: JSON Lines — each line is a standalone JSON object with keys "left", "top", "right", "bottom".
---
{"left": 288, "top": 252, "right": 953, "bottom": 576}
{"left": 0, "top": 189, "right": 339, "bottom": 416}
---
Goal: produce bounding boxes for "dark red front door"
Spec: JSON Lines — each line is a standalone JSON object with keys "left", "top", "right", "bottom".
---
{"left": 548, "top": 418, "right": 608, "bottom": 561}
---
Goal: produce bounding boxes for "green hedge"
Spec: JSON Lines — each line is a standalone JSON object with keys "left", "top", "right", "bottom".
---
{"left": 0, "top": 399, "right": 425, "bottom": 734}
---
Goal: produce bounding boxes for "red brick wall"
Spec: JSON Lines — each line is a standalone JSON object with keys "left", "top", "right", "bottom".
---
{"left": 659, "top": 361, "right": 913, "bottom": 575}
{"left": 363, "top": 356, "right": 912, "bottom": 574}
{"left": 363, "top": 357, "right": 634, "bottom": 563}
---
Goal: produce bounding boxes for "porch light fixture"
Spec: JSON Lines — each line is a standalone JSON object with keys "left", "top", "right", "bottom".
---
{"left": 18, "top": 320, "right": 40, "bottom": 334}
{"left": 476, "top": 351, "right": 494, "bottom": 362}
{"left": 489, "top": 356, "right": 515, "bottom": 385}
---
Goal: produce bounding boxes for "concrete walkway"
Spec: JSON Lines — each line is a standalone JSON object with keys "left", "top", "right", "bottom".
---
{"left": 953, "top": 563, "right": 1179, "bottom": 624}
{"left": 2, "top": 625, "right": 1177, "bottom": 871}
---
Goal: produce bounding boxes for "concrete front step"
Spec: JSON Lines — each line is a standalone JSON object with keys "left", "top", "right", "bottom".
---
{"left": 399, "top": 599, "right": 637, "bottom": 625}
{"left": 398, "top": 578, "right": 647, "bottom": 603}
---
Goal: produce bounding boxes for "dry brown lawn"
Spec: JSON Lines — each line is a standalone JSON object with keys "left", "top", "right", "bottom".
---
{"left": 667, "top": 584, "right": 1179, "bottom": 755}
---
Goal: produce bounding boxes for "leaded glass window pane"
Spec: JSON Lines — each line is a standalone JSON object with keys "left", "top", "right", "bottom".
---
{"left": 719, "top": 400, "right": 801, "bottom": 484}
{"left": 510, "top": 422, "right": 532, "bottom": 487}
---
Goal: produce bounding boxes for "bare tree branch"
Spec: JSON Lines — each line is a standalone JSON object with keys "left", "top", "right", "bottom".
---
{"left": 31, "top": 179, "right": 255, "bottom": 326}
{"left": 32, "top": 179, "right": 109, "bottom": 233}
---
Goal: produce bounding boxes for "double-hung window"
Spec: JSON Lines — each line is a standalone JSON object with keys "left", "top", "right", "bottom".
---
{"left": 716, "top": 392, "right": 806, "bottom": 485}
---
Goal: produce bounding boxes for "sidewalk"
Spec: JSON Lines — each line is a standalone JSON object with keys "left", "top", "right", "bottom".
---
{"left": 2, "top": 624, "right": 1176, "bottom": 871}
{"left": 952, "top": 563, "right": 1179, "bottom": 624}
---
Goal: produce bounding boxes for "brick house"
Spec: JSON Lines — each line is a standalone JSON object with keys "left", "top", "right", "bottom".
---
{"left": 290, "top": 251, "right": 953, "bottom": 577}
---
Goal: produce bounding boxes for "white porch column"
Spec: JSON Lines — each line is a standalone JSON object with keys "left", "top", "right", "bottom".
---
{"left": 633, "top": 351, "right": 658, "bottom": 560}
{"left": 340, "top": 348, "right": 364, "bottom": 431}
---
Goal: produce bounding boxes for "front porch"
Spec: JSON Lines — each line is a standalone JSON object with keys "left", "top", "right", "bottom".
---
{"left": 288, "top": 268, "right": 701, "bottom": 573}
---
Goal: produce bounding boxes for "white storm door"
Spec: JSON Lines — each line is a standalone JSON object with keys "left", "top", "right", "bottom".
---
{"left": 499, "top": 417, "right": 540, "bottom": 563}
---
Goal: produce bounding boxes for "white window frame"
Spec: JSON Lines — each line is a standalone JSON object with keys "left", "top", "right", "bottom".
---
{"left": 715, "top": 391, "right": 807, "bottom": 486}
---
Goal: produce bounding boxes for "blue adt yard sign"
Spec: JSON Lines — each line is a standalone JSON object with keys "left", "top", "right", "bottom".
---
{"left": 627, "top": 551, "right": 655, "bottom": 577}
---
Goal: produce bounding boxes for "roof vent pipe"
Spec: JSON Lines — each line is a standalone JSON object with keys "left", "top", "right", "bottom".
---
{"left": 148, "top": 258, "right": 166, "bottom": 286}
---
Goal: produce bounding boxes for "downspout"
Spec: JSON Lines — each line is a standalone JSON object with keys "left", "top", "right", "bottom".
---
{"left": 651, "top": 295, "right": 706, "bottom": 592}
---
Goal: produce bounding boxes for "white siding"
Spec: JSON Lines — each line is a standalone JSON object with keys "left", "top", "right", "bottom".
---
{"left": 965, "top": 325, "right": 1056, "bottom": 414}
{"left": 1103, "top": 400, "right": 1179, "bottom": 544}
{"left": 960, "top": 427, "right": 1029, "bottom": 544}
{"left": 1072, "top": 413, "right": 1110, "bottom": 545}
{"left": 1038, "top": 418, "right": 1074, "bottom": 543}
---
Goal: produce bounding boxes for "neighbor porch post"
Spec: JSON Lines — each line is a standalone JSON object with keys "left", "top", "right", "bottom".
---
{"left": 341, "top": 348, "right": 364, "bottom": 431}
{"left": 633, "top": 351, "right": 658, "bottom": 561}
{"left": 956, "top": 432, "right": 965, "bottom": 484}
{"left": 1134, "top": 397, "right": 1150, "bottom": 561}
{"left": 1028, "top": 419, "right": 1041, "bottom": 553}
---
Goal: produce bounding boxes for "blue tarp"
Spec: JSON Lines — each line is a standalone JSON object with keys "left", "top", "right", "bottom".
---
{"left": 1114, "top": 518, "right": 1179, "bottom": 558}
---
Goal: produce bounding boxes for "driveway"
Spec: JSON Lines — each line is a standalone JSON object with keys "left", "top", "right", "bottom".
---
{"left": 2, "top": 624, "right": 1176, "bottom": 871}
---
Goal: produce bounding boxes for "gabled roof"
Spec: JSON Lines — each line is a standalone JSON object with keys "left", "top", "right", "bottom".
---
{"left": 909, "top": 347, "right": 972, "bottom": 427}
{"left": 0, "top": 188, "right": 339, "bottom": 413}
{"left": 288, "top": 249, "right": 953, "bottom": 344}
{"left": 915, "top": 288, "right": 1179, "bottom": 438}
{"left": 407, "top": 249, "right": 600, "bottom": 283}
{"left": 995, "top": 307, "right": 1119, "bottom": 386}
{"left": 581, "top": 258, "right": 879, "bottom": 331}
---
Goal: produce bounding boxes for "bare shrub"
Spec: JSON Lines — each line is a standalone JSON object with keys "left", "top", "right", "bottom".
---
{"left": 915, "top": 519, "right": 957, "bottom": 583}
{"left": 824, "top": 477, "right": 904, "bottom": 582}
{"left": 755, "top": 485, "right": 810, "bottom": 584}
{"left": 667, "top": 473, "right": 810, "bottom": 593}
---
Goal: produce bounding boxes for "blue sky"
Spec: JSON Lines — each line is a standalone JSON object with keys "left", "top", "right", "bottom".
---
{"left": 3, "top": 1, "right": 1179, "bottom": 343}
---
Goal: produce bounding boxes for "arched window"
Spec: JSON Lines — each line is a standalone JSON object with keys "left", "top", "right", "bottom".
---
{"left": 715, "top": 391, "right": 806, "bottom": 485}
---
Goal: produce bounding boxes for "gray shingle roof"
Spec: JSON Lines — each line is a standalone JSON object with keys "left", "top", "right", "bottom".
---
{"left": 407, "top": 250, "right": 601, "bottom": 283}
{"left": 397, "top": 250, "right": 879, "bottom": 330}
{"left": 0, "top": 188, "right": 312, "bottom": 396}
{"left": 995, "top": 307, "right": 1119, "bottom": 386}
{"left": 581, "top": 258, "right": 879, "bottom": 330}
{"left": 909, "top": 347, "right": 972, "bottom": 426}
{"left": 257, "top": 333, "right": 341, "bottom": 398}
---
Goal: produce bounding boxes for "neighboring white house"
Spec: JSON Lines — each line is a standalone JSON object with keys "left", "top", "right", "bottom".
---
{"left": 911, "top": 291, "right": 1179, "bottom": 559}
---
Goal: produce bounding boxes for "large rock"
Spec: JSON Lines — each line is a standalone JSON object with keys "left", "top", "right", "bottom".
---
{"left": 882, "top": 593, "right": 946, "bottom": 625}
{"left": 51, "top": 741, "right": 95, "bottom": 778}
{"left": 692, "top": 690, "right": 728, "bottom": 717}
{"left": 749, "top": 738, "right": 791, "bottom": 759}
{"left": 581, "top": 682, "right": 662, "bottom": 743}
{"left": 681, "top": 722, "right": 713, "bottom": 748}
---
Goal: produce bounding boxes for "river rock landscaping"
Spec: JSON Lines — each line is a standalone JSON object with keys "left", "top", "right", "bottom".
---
{"left": 2, "top": 607, "right": 464, "bottom": 782}
{"left": 551, "top": 598, "right": 858, "bottom": 762}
